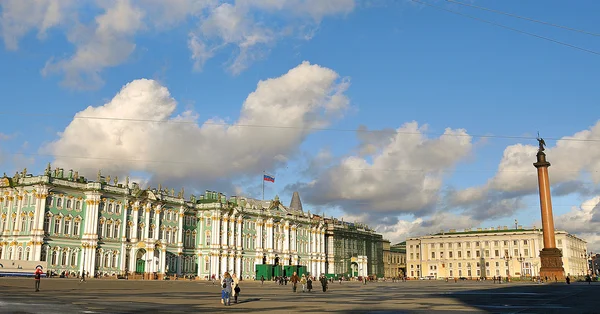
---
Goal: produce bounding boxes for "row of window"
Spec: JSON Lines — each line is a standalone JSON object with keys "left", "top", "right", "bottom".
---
{"left": 0, "top": 246, "right": 31, "bottom": 260}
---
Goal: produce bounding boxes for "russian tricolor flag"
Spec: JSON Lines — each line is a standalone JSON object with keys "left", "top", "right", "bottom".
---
{"left": 263, "top": 174, "right": 275, "bottom": 183}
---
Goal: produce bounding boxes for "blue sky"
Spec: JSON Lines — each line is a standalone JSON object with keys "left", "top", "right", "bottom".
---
{"left": 1, "top": 0, "right": 600, "bottom": 248}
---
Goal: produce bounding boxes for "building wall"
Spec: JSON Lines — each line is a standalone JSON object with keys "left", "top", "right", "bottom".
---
{"left": 405, "top": 228, "right": 587, "bottom": 279}
{"left": 0, "top": 168, "right": 384, "bottom": 279}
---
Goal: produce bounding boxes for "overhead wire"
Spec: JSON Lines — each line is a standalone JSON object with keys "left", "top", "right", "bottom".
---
{"left": 1, "top": 111, "right": 600, "bottom": 143}
{"left": 410, "top": 0, "right": 600, "bottom": 56}
{"left": 445, "top": 0, "right": 600, "bottom": 37}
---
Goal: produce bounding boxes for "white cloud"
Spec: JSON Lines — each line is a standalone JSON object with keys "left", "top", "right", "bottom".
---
{"left": 296, "top": 122, "right": 473, "bottom": 215}
{"left": 449, "top": 121, "right": 600, "bottom": 218}
{"left": 42, "top": 61, "right": 349, "bottom": 187}
{"left": 2, "top": 0, "right": 355, "bottom": 89}
{"left": 555, "top": 196, "right": 600, "bottom": 251}
{"left": 41, "top": 0, "right": 145, "bottom": 89}
{"left": 0, "top": 0, "right": 75, "bottom": 49}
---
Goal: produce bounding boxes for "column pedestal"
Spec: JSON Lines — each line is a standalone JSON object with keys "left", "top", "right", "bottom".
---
{"left": 539, "top": 248, "right": 564, "bottom": 280}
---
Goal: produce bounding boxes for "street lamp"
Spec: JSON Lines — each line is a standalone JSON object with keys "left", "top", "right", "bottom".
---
{"left": 517, "top": 254, "right": 525, "bottom": 279}
{"left": 504, "top": 255, "right": 512, "bottom": 281}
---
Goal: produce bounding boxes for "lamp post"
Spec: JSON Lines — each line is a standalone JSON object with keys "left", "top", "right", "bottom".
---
{"left": 81, "top": 243, "right": 87, "bottom": 282}
{"left": 517, "top": 254, "right": 526, "bottom": 279}
{"left": 504, "top": 255, "right": 512, "bottom": 281}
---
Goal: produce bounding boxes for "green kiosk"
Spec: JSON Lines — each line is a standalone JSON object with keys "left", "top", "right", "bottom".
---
{"left": 256, "top": 264, "right": 307, "bottom": 280}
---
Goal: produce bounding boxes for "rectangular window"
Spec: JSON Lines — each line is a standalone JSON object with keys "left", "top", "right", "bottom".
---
{"left": 431, "top": 252, "right": 435, "bottom": 259}
{"left": 476, "top": 251, "right": 480, "bottom": 258}
{"left": 495, "top": 250, "right": 499, "bottom": 257}
{"left": 73, "top": 221, "right": 80, "bottom": 236}
{"left": 64, "top": 220, "right": 70, "bottom": 235}
{"left": 54, "top": 219, "right": 60, "bottom": 234}
{"left": 449, "top": 251, "right": 453, "bottom": 258}
{"left": 524, "top": 249, "right": 529, "bottom": 256}
{"left": 458, "top": 251, "right": 462, "bottom": 258}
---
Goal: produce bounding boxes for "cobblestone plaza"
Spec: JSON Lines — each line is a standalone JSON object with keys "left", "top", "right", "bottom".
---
{"left": 0, "top": 277, "right": 597, "bottom": 313}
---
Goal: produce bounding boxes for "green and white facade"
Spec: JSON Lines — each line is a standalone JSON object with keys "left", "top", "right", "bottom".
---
{"left": 0, "top": 166, "right": 384, "bottom": 279}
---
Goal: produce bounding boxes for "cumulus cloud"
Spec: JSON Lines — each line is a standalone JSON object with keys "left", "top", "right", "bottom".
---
{"left": 1, "top": 0, "right": 354, "bottom": 89}
{"left": 449, "top": 121, "right": 600, "bottom": 219}
{"left": 42, "top": 61, "right": 349, "bottom": 190}
{"left": 555, "top": 196, "right": 600, "bottom": 251}
{"left": 0, "top": 0, "right": 76, "bottom": 49}
{"left": 292, "top": 122, "right": 473, "bottom": 215}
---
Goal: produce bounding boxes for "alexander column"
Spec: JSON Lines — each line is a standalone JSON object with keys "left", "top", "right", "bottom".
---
{"left": 533, "top": 136, "right": 565, "bottom": 280}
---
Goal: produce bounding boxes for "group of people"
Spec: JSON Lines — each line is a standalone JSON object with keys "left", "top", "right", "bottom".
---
{"left": 220, "top": 272, "right": 241, "bottom": 306}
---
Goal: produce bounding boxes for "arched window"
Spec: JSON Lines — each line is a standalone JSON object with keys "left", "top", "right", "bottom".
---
{"left": 40, "top": 246, "right": 47, "bottom": 261}
{"left": 148, "top": 225, "right": 154, "bottom": 239}
{"left": 20, "top": 217, "right": 26, "bottom": 231}
{"left": 114, "top": 224, "right": 119, "bottom": 239}
{"left": 166, "top": 230, "right": 171, "bottom": 244}
{"left": 108, "top": 204, "right": 113, "bottom": 213}
{"left": 51, "top": 250, "right": 58, "bottom": 265}
{"left": 112, "top": 253, "right": 117, "bottom": 268}
{"left": 171, "top": 229, "right": 177, "bottom": 243}
{"left": 107, "top": 222, "right": 113, "bottom": 238}
{"left": 206, "top": 233, "right": 211, "bottom": 246}
{"left": 71, "top": 252, "right": 77, "bottom": 266}
{"left": 29, "top": 216, "right": 34, "bottom": 231}
{"left": 138, "top": 225, "right": 144, "bottom": 240}
{"left": 46, "top": 197, "right": 52, "bottom": 206}
{"left": 64, "top": 219, "right": 71, "bottom": 235}
{"left": 0, "top": 247, "right": 3, "bottom": 259}
{"left": 115, "top": 205, "right": 121, "bottom": 214}
{"left": 95, "top": 252, "right": 101, "bottom": 267}
{"left": 53, "top": 217, "right": 61, "bottom": 234}
{"left": 126, "top": 224, "right": 131, "bottom": 239}
{"left": 73, "top": 220, "right": 80, "bottom": 236}
{"left": 104, "top": 253, "right": 110, "bottom": 268}
{"left": 75, "top": 201, "right": 81, "bottom": 210}
{"left": 25, "top": 247, "right": 31, "bottom": 260}
{"left": 61, "top": 251, "right": 67, "bottom": 265}
{"left": 66, "top": 200, "right": 72, "bottom": 209}
{"left": 8, "top": 247, "right": 13, "bottom": 260}
{"left": 57, "top": 198, "right": 62, "bottom": 207}
{"left": 43, "top": 216, "right": 51, "bottom": 233}
{"left": 0, "top": 218, "right": 5, "bottom": 232}
{"left": 17, "top": 247, "right": 23, "bottom": 260}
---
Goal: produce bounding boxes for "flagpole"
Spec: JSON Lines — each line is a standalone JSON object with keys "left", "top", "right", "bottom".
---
{"left": 262, "top": 171, "right": 265, "bottom": 201}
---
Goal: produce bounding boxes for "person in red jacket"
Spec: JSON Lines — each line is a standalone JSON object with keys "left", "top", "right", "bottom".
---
{"left": 34, "top": 266, "right": 43, "bottom": 292}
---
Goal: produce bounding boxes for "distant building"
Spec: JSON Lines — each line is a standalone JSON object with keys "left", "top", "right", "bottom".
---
{"left": 0, "top": 167, "right": 384, "bottom": 279}
{"left": 383, "top": 240, "right": 404, "bottom": 278}
{"left": 392, "top": 241, "right": 407, "bottom": 277}
{"left": 406, "top": 226, "right": 587, "bottom": 279}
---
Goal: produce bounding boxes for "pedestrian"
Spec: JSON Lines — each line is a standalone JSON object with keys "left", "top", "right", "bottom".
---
{"left": 232, "top": 274, "right": 241, "bottom": 303}
{"left": 300, "top": 274, "right": 307, "bottom": 292}
{"left": 307, "top": 276, "right": 313, "bottom": 292}
{"left": 261, "top": 275, "right": 265, "bottom": 285}
{"left": 566, "top": 276, "right": 571, "bottom": 284}
{"left": 290, "top": 272, "right": 300, "bottom": 292}
{"left": 320, "top": 274, "right": 328, "bottom": 292}
{"left": 221, "top": 272, "right": 233, "bottom": 306}
{"left": 34, "top": 266, "right": 43, "bottom": 292}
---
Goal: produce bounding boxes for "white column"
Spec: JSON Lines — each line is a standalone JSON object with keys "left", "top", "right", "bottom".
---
{"left": 222, "top": 215, "right": 229, "bottom": 247}
{"left": 177, "top": 210, "right": 184, "bottom": 247}
{"left": 154, "top": 205, "right": 161, "bottom": 241}
{"left": 236, "top": 217, "right": 242, "bottom": 250}
{"left": 143, "top": 203, "right": 151, "bottom": 240}
{"left": 15, "top": 193, "right": 23, "bottom": 232}
{"left": 284, "top": 221, "right": 290, "bottom": 254}
{"left": 132, "top": 202, "right": 139, "bottom": 240}
{"left": 221, "top": 253, "right": 227, "bottom": 275}
{"left": 229, "top": 215, "right": 235, "bottom": 247}
{"left": 160, "top": 249, "right": 166, "bottom": 274}
{"left": 256, "top": 219, "right": 263, "bottom": 249}
{"left": 235, "top": 254, "right": 242, "bottom": 276}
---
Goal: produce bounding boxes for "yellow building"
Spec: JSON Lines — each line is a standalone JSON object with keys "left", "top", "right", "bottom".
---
{"left": 406, "top": 227, "right": 587, "bottom": 280}
{"left": 383, "top": 240, "right": 404, "bottom": 278}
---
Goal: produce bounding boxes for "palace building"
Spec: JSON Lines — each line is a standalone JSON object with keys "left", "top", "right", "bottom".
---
{"left": 0, "top": 166, "right": 384, "bottom": 279}
{"left": 406, "top": 226, "right": 588, "bottom": 280}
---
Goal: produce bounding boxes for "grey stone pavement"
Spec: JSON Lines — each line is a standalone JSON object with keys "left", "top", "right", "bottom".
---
{"left": 0, "top": 278, "right": 598, "bottom": 313}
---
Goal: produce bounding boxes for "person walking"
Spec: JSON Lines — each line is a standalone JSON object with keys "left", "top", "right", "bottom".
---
{"left": 300, "top": 274, "right": 307, "bottom": 292}
{"left": 307, "top": 276, "right": 313, "bottom": 292}
{"left": 34, "top": 266, "right": 43, "bottom": 292}
{"left": 261, "top": 275, "right": 265, "bottom": 285}
{"left": 221, "top": 272, "right": 233, "bottom": 306}
{"left": 290, "top": 272, "right": 300, "bottom": 292}
{"left": 232, "top": 274, "right": 240, "bottom": 303}
{"left": 320, "top": 274, "right": 328, "bottom": 292}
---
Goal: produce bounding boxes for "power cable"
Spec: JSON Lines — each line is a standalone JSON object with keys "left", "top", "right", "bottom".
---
{"left": 5, "top": 151, "right": 599, "bottom": 173}
{"left": 446, "top": 0, "right": 600, "bottom": 37}
{"left": 410, "top": 0, "right": 600, "bottom": 56}
{"left": 1, "top": 111, "right": 600, "bottom": 143}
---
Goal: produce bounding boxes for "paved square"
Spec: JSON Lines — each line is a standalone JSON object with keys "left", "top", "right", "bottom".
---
{"left": 0, "top": 278, "right": 597, "bottom": 313}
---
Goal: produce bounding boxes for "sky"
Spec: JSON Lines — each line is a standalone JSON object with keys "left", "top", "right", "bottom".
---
{"left": 1, "top": 0, "right": 600, "bottom": 251}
